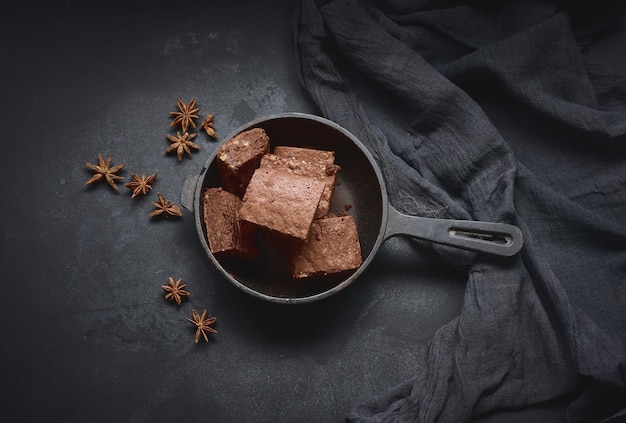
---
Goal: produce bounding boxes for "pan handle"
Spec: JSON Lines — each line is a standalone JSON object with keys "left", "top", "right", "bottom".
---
{"left": 180, "top": 175, "right": 199, "bottom": 212}
{"left": 384, "top": 205, "right": 523, "bottom": 257}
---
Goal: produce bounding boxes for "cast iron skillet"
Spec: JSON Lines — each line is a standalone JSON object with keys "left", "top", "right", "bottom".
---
{"left": 181, "top": 113, "right": 523, "bottom": 304}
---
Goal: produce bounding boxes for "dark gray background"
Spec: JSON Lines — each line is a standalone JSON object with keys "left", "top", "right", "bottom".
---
{"left": 1, "top": 1, "right": 624, "bottom": 421}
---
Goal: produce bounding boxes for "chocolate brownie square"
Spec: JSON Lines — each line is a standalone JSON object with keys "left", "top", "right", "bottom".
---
{"left": 202, "top": 187, "right": 259, "bottom": 258}
{"left": 273, "top": 146, "right": 335, "bottom": 164}
{"left": 239, "top": 167, "right": 326, "bottom": 240}
{"left": 289, "top": 215, "right": 362, "bottom": 279}
{"left": 259, "top": 154, "right": 340, "bottom": 218}
{"left": 217, "top": 127, "right": 270, "bottom": 197}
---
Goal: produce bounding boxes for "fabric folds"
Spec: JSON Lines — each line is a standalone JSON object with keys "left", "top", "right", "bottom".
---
{"left": 293, "top": 1, "right": 626, "bottom": 422}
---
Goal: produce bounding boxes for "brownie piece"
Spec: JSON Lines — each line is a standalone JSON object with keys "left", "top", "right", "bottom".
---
{"left": 239, "top": 167, "right": 326, "bottom": 240}
{"left": 289, "top": 215, "right": 362, "bottom": 279}
{"left": 202, "top": 187, "right": 259, "bottom": 258}
{"left": 259, "top": 154, "right": 340, "bottom": 218}
{"left": 216, "top": 127, "right": 270, "bottom": 197}
{"left": 273, "top": 146, "right": 335, "bottom": 164}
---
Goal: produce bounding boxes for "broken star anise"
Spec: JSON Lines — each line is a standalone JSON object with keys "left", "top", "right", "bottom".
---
{"left": 84, "top": 153, "right": 125, "bottom": 190}
{"left": 124, "top": 172, "right": 157, "bottom": 198}
{"left": 186, "top": 309, "right": 217, "bottom": 343}
{"left": 200, "top": 113, "right": 217, "bottom": 139}
{"left": 166, "top": 131, "right": 200, "bottom": 161}
{"left": 150, "top": 193, "right": 182, "bottom": 219}
{"left": 161, "top": 277, "right": 190, "bottom": 305}
{"left": 169, "top": 98, "right": 200, "bottom": 133}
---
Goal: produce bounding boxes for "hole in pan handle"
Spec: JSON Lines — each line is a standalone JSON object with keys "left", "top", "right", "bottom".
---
{"left": 383, "top": 205, "right": 524, "bottom": 257}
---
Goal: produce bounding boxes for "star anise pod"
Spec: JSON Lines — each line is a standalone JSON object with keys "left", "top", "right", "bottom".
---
{"left": 169, "top": 98, "right": 200, "bottom": 133}
{"left": 84, "top": 153, "right": 125, "bottom": 190}
{"left": 161, "top": 277, "right": 190, "bottom": 305}
{"left": 124, "top": 172, "right": 157, "bottom": 198}
{"left": 150, "top": 193, "right": 182, "bottom": 219}
{"left": 166, "top": 131, "right": 200, "bottom": 161}
{"left": 200, "top": 113, "right": 217, "bottom": 139}
{"left": 186, "top": 309, "right": 217, "bottom": 343}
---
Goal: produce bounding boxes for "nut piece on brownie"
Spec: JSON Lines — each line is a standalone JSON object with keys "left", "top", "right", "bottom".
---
{"left": 289, "top": 215, "right": 362, "bottom": 279}
{"left": 216, "top": 127, "right": 270, "bottom": 197}
{"left": 259, "top": 153, "right": 340, "bottom": 218}
{"left": 202, "top": 187, "right": 259, "bottom": 258}
{"left": 239, "top": 167, "right": 326, "bottom": 240}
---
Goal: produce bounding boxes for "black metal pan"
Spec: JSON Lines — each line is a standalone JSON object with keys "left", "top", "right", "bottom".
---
{"left": 181, "top": 113, "right": 523, "bottom": 304}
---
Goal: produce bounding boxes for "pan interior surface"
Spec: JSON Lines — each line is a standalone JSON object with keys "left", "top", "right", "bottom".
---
{"left": 197, "top": 114, "right": 385, "bottom": 303}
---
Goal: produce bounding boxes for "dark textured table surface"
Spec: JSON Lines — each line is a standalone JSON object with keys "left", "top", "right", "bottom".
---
{"left": 1, "top": 1, "right": 624, "bottom": 422}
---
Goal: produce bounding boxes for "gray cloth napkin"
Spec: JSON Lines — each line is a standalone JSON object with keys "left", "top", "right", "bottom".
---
{"left": 293, "top": 0, "right": 626, "bottom": 421}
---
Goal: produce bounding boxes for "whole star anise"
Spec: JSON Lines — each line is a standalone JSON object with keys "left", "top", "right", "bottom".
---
{"left": 150, "top": 193, "right": 182, "bottom": 219}
{"left": 161, "top": 277, "right": 190, "bottom": 305}
{"left": 186, "top": 309, "right": 217, "bottom": 343}
{"left": 169, "top": 98, "right": 200, "bottom": 133}
{"left": 124, "top": 172, "right": 157, "bottom": 198}
{"left": 166, "top": 131, "right": 200, "bottom": 161}
{"left": 84, "top": 153, "right": 125, "bottom": 190}
{"left": 200, "top": 113, "right": 217, "bottom": 139}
